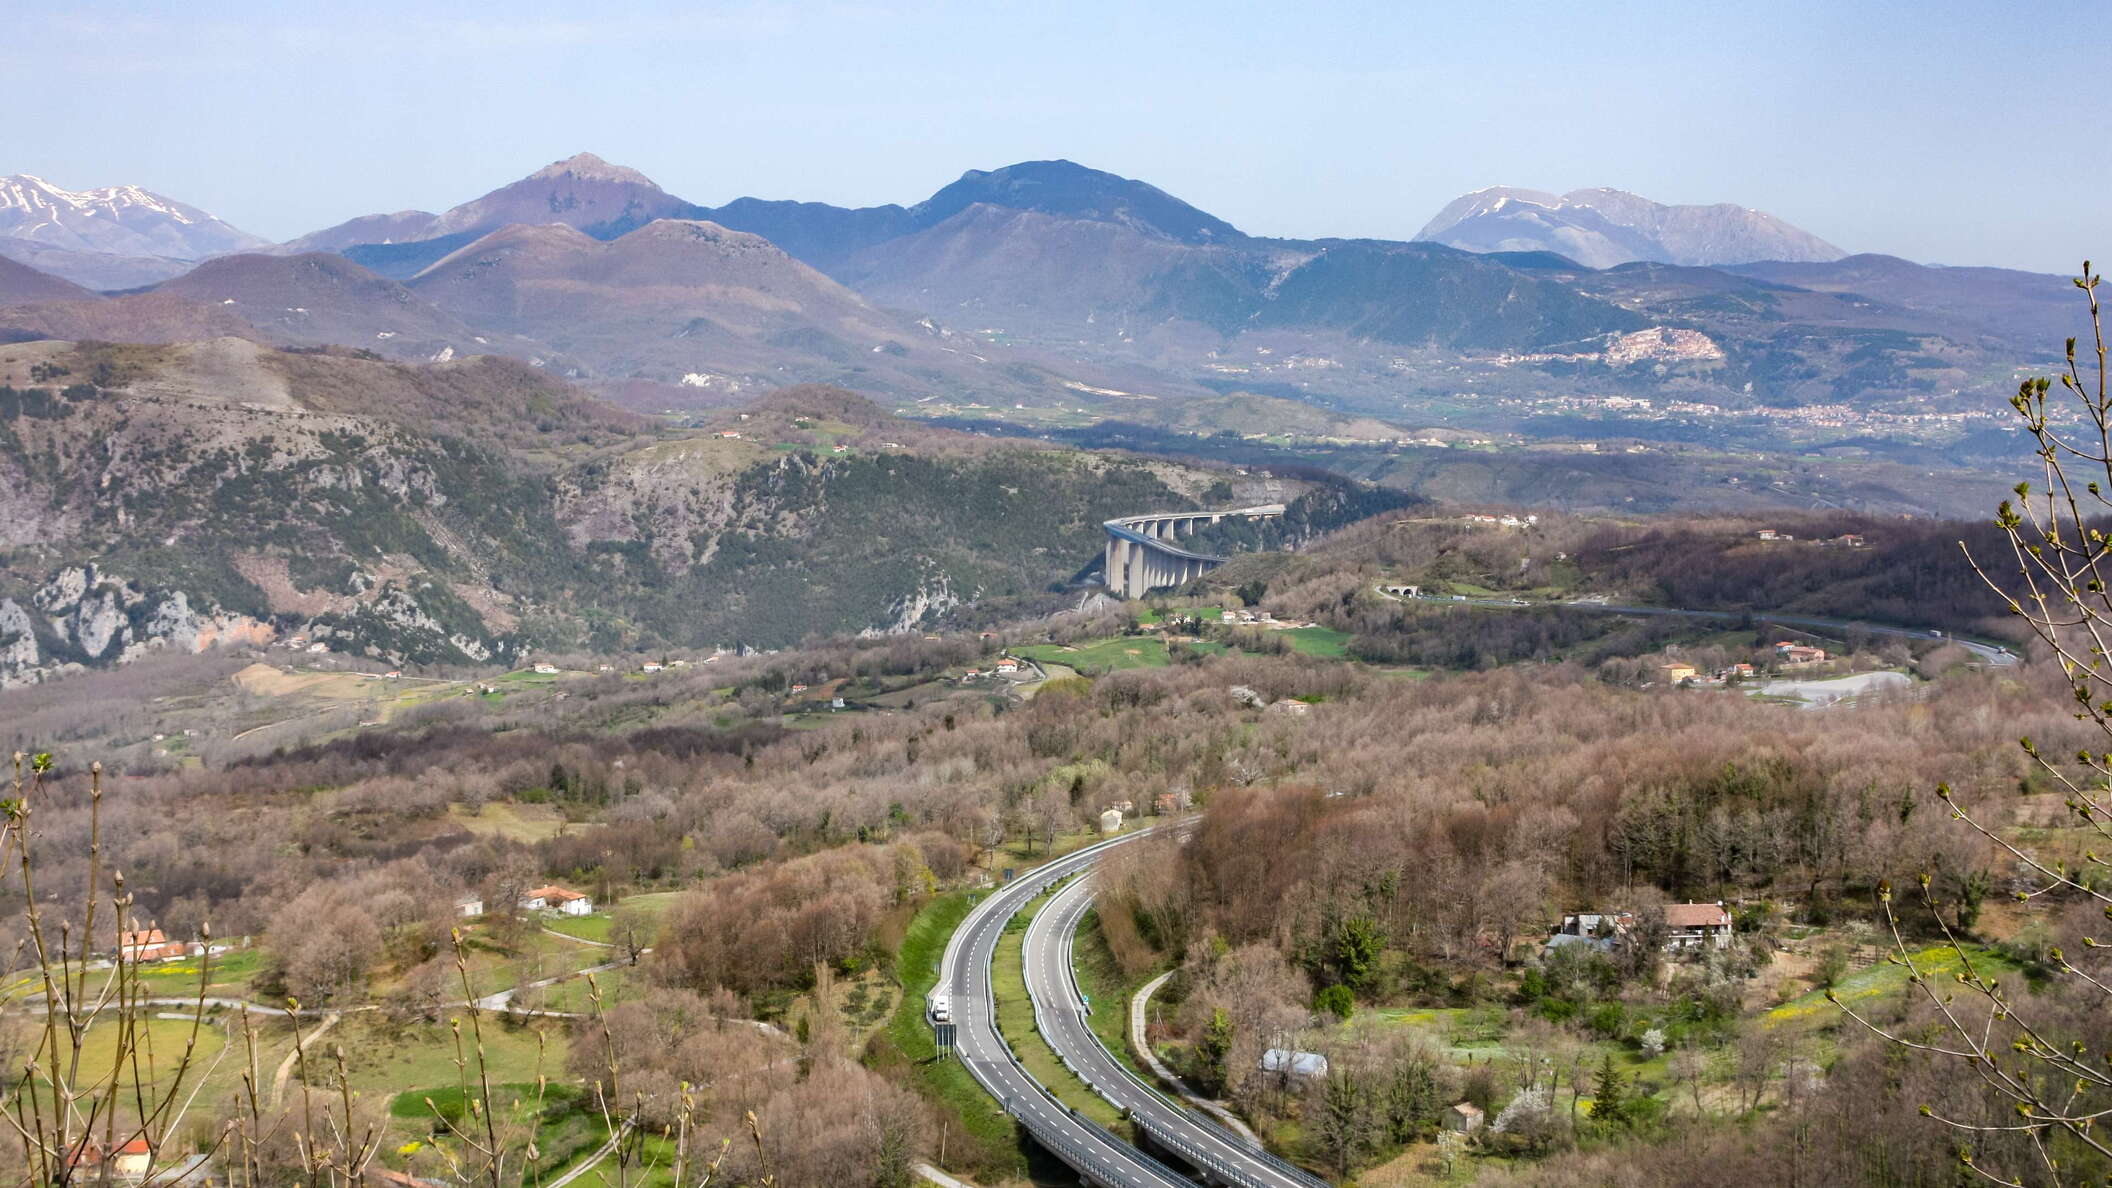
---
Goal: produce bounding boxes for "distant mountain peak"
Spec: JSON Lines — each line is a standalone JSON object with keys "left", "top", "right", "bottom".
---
{"left": 527, "top": 152, "right": 661, "bottom": 189}
{"left": 1416, "top": 185, "right": 1843, "bottom": 268}
{"left": 909, "top": 159, "right": 1242, "bottom": 245}
{"left": 0, "top": 173, "right": 267, "bottom": 261}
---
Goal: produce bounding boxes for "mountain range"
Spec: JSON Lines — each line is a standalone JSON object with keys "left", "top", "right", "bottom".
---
{"left": 0, "top": 152, "right": 2087, "bottom": 441}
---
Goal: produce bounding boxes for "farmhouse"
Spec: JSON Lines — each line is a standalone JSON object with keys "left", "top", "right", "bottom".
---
{"left": 1774, "top": 642, "right": 1828, "bottom": 666}
{"left": 1664, "top": 902, "right": 1735, "bottom": 950}
{"left": 118, "top": 928, "right": 190, "bottom": 963}
{"left": 67, "top": 1137, "right": 152, "bottom": 1182}
{"left": 520, "top": 885, "right": 593, "bottom": 916}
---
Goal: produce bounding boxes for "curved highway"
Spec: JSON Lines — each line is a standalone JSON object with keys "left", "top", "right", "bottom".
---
{"left": 1024, "top": 870, "right": 1331, "bottom": 1188}
{"left": 935, "top": 830, "right": 1190, "bottom": 1188}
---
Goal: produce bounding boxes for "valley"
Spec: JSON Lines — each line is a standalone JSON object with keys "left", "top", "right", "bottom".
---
{"left": 1, "top": 57, "right": 2105, "bottom": 1188}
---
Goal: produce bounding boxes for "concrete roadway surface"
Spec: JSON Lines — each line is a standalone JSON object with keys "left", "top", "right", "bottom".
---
{"left": 1376, "top": 587, "right": 2018, "bottom": 667}
{"left": 1025, "top": 872, "right": 1330, "bottom": 1188}
{"left": 934, "top": 828, "right": 1191, "bottom": 1188}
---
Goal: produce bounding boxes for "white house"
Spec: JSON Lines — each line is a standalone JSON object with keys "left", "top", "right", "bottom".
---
{"left": 520, "top": 885, "right": 593, "bottom": 916}
{"left": 1099, "top": 808, "right": 1123, "bottom": 834}
{"left": 454, "top": 896, "right": 484, "bottom": 918}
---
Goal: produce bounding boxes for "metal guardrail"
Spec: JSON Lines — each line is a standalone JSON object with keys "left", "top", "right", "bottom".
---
{"left": 1043, "top": 869, "right": 1335, "bottom": 1188}
{"left": 942, "top": 833, "right": 1191, "bottom": 1188}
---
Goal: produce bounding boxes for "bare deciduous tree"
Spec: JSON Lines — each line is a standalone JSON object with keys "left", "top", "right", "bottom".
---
{"left": 1834, "top": 264, "right": 2112, "bottom": 1186}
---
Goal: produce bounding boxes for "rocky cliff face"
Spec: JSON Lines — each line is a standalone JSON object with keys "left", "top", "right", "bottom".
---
{"left": 2, "top": 344, "right": 1325, "bottom": 679}
{"left": 1, "top": 565, "right": 276, "bottom": 688}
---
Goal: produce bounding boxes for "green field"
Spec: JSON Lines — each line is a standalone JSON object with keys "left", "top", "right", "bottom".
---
{"left": 1016, "top": 638, "right": 1172, "bottom": 672}
{"left": 538, "top": 965, "right": 638, "bottom": 1013}
{"left": 332, "top": 1013, "right": 569, "bottom": 1100}
{"left": 1767, "top": 942, "right": 2025, "bottom": 1028}
{"left": 540, "top": 890, "right": 683, "bottom": 945}
{"left": 1280, "top": 625, "right": 1353, "bottom": 657}
{"left": 133, "top": 946, "right": 265, "bottom": 999}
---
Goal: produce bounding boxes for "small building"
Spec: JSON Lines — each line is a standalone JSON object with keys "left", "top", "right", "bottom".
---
{"left": 520, "top": 885, "right": 593, "bottom": 916}
{"left": 383, "top": 670, "right": 402, "bottom": 680}
{"left": 1756, "top": 528, "right": 1780, "bottom": 541}
{"left": 790, "top": 683, "right": 809, "bottom": 695}
{"left": 1545, "top": 911, "right": 1630, "bottom": 954}
{"left": 1266, "top": 698, "right": 1311, "bottom": 716}
{"left": 1775, "top": 642, "right": 1828, "bottom": 666}
{"left": 533, "top": 663, "right": 558, "bottom": 675}
{"left": 1154, "top": 789, "right": 1194, "bottom": 815}
{"left": 454, "top": 896, "right": 484, "bottom": 918}
{"left": 1443, "top": 1102, "right": 1484, "bottom": 1133}
{"left": 1259, "top": 1048, "right": 1329, "bottom": 1082}
{"left": 1099, "top": 808, "right": 1124, "bottom": 834}
{"left": 68, "top": 1137, "right": 153, "bottom": 1182}
{"left": 641, "top": 662, "right": 663, "bottom": 673}
{"left": 1663, "top": 902, "right": 1735, "bottom": 950}
{"left": 995, "top": 658, "right": 1020, "bottom": 674}
{"left": 1659, "top": 662, "right": 1698, "bottom": 684}
{"left": 119, "top": 928, "right": 189, "bottom": 963}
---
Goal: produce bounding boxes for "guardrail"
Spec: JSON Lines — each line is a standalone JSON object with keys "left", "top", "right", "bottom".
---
{"left": 1043, "top": 867, "right": 1334, "bottom": 1188}
{"left": 941, "top": 831, "right": 1190, "bottom": 1188}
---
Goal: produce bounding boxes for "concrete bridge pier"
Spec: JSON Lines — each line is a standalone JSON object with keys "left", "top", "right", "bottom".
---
{"left": 1100, "top": 503, "right": 1285, "bottom": 600}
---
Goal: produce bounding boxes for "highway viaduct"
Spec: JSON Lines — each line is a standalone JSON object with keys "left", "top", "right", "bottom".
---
{"left": 1102, "top": 505, "right": 1285, "bottom": 599}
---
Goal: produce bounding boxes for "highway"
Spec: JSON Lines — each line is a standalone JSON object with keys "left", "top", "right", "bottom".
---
{"left": 1375, "top": 587, "right": 2018, "bottom": 667}
{"left": 1023, "top": 871, "right": 1331, "bottom": 1188}
{"left": 934, "top": 829, "right": 1191, "bottom": 1188}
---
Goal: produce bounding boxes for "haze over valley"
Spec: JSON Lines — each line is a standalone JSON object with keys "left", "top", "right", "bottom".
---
{"left": 4, "top": 6, "right": 2110, "bottom": 1188}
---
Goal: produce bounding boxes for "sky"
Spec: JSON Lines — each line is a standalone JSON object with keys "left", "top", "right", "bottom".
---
{"left": 6, "top": 0, "right": 2106, "bottom": 272}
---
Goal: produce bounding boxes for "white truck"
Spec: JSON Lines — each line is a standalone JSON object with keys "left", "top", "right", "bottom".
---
{"left": 930, "top": 994, "right": 951, "bottom": 1023}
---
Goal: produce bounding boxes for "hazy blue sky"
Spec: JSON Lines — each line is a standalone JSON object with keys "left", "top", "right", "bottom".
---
{"left": 7, "top": 1, "right": 2104, "bottom": 271}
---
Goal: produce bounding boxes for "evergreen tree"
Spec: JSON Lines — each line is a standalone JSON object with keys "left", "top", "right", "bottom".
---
{"left": 1590, "top": 1053, "right": 1632, "bottom": 1128}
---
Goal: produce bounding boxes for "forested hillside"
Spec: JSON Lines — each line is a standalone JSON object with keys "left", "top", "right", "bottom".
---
{"left": 0, "top": 340, "right": 1371, "bottom": 683}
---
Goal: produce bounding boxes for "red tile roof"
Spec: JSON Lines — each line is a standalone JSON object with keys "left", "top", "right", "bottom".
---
{"left": 1663, "top": 903, "right": 1732, "bottom": 928}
